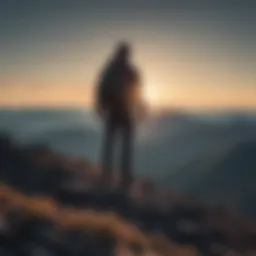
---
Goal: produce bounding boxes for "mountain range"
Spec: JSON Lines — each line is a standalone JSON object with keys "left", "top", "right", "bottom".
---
{"left": 0, "top": 108, "right": 256, "bottom": 218}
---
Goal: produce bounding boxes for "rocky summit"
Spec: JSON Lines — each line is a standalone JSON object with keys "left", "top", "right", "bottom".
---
{"left": 0, "top": 134, "right": 255, "bottom": 255}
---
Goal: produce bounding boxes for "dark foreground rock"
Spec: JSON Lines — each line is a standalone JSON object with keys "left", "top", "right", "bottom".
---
{"left": 0, "top": 135, "right": 255, "bottom": 255}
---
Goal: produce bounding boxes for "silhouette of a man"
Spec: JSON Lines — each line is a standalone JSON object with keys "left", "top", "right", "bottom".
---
{"left": 96, "top": 42, "right": 142, "bottom": 191}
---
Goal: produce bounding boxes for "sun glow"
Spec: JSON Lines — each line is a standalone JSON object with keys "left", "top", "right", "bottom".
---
{"left": 142, "top": 84, "right": 159, "bottom": 107}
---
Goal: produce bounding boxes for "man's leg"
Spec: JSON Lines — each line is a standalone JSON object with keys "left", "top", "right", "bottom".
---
{"left": 102, "top": 117, "right": 115, "bottom": 187}
{"left": 120, "top": 120, "right": 134, "bottom": 192}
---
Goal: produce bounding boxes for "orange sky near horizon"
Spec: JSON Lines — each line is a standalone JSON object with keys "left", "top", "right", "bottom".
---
{"left": 1, "top": 82, "right": 256, "bottom": 111}
{"left": 2, "top": 45, "right": 256, "bottom": 111}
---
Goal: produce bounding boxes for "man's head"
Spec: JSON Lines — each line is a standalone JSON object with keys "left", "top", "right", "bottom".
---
{"left": 114, "top": 42, "right": 131, "bottom": 63}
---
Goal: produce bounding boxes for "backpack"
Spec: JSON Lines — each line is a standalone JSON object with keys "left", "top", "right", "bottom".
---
{"left": 99, "top": 62, "right": 139, "bottom": 111}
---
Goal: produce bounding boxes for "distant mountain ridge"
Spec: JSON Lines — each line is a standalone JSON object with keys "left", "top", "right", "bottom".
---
{"left": 1, "top": 108, "right": 256, "bottom": 219}
{"left": 168, "top": 141, "right": 256, "bottom": 218}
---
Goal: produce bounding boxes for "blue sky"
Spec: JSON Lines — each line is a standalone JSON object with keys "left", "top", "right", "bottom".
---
{"left": 1, "top": 0, "right": 255, "bottom": 109}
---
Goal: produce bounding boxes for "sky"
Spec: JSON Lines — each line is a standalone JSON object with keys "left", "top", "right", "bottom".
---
{"left": 0, "top": 0, "right": 256, "bottom": 110}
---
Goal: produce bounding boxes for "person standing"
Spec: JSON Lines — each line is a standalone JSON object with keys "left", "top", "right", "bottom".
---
{"left": 96, "top": 42, "right": 143, "bottom": 192}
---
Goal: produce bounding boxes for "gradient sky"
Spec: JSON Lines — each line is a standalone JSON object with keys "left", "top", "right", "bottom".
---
{"left": 1, "top": 0, "right": 256, "bottom": 110}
